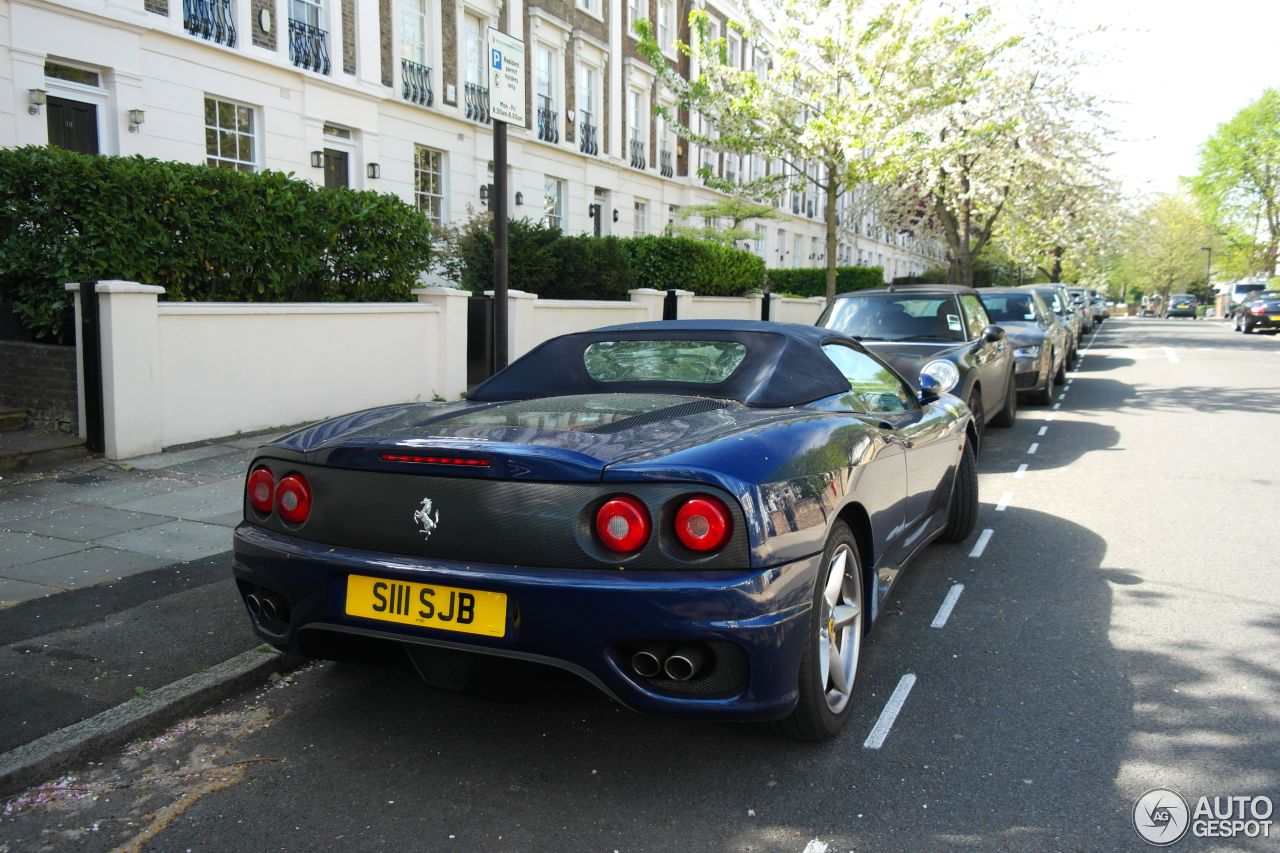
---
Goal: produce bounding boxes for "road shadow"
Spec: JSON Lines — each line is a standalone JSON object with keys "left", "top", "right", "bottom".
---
{"left": 1123, "top": 384, "right": 1280, "bottom": 417}
{"left": 979, "top": 417, "right": 1122, "bottom": 475}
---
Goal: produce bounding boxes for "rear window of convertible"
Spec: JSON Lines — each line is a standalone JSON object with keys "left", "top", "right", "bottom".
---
{"left": 583, "top": 340, "right": 747, "bottom": 383}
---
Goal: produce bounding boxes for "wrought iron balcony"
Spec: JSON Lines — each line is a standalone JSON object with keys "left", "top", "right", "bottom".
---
{"left": 465, "top": 82, "right": 490, "bottom": 124}
{"left": 537, "top": 103, "right": 559, "bottom": 143}
{"left": 402, "top": 59, "right": 433, "bottom": 107}
{"left": 629, "top": 138, "right": 646, "bottom": 170}
{"left": 579, "top": 120, "right": 599, "bottom": 156}
{"left": 725, "top": 167, "right": 736, "bottom": 183}
{"left": 659, "top": 148, "right": 674, "bottom": 177}
{"left": 184, "top": 0, "right": 236, "bottom": 46}
{"left": 288, "top": 20, "right": 330, "bottom": 75}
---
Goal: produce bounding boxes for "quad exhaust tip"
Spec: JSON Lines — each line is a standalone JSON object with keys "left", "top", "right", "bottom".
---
{"left": 245, "top": 593, "right": 263, "bottom": 618}
{"left": 245, "top": 590, "right": 287, "bottom": 623}
{"left": 631, "top": 649, "right": 663, "bottom": 679}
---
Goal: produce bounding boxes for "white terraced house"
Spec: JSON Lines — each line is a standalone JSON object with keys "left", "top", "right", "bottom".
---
{"left": 0, "top": 0, "right": 943, "bottom": 278}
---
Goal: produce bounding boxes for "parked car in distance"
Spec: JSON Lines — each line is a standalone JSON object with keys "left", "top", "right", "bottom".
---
{"left": 1233, "top": 291, "right": 1280, "bottom": 333}
{"left": 1021, "top": 283, "right": 1082, "bottom": 365}
{"left": 817, "top": 284, "right": 1018, "bottom": 450}
{"left": 1165, "top": 293, "right": 1198, "bottom": 319}
{"left": 233, "top": 321, "right": 980, "bottom": 742}
{"left": 1067, "top": 287, "right": 1095, "bottom": 333}
{"left": 978, "top": 288, "right": 1068, "bottom": 405}
{"left": 1090, "top": 292, "right": 1109, "bottom": 322}
{"left": 1227, "top": 281, "right": 1267, "bottom": 317}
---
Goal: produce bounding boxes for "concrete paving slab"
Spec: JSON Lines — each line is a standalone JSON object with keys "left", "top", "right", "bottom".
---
{"left": 115, "top": 478, "right": 242, "bottom": 522}
{"left": 0, "top": 532, "right": 88, "bottom": 570}
{"left": 11, "top": 476, "right": 193, "bottom": 506}
{"left": 123, "top": 445, "right": 232, "bottom": 471}
{"left": 204, "top": 511, "right": 244, "bottom": 528}
{"left": 3, "top": 505, "right": 171, "bottom": 542}
{"left": 93, "top": 521, "right": 233, "bottom": 562}
{"left": 165, "top": 452, "right": 251, "bottom": 479}
{"left": 220, "top": 431, "right": 291, "bottom": 450}
{"left": 2, "top": 547, "right": 173, "bottom": 589}
{"left": 0, "top": 492, "right": 79, "bottom": 525}
{"left": 0, "top": 576, "right": 54, "bottom": 608}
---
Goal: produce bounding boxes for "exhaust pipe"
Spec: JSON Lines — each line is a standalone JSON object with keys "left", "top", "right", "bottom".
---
{"left": 245, "top": 593, "right": 263, "bottom": 618}
{"left": 261, "top": 595, "right": 280, "bottom": 621}
{"left": 663, "top": 645, "right": 707, "bottom": 681}
{"left": 631, "top": 648, "right": 663, "bottom": 679}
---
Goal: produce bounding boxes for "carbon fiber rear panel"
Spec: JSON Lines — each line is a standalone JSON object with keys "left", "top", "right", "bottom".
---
{"left": 246, "top": 460, "right": 750, "bottom": 570}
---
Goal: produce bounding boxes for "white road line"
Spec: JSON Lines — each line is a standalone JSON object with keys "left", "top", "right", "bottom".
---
{"left": 1014, "top": 463, "right": 1028, "bottom": 479}
{"left": 969, "top": 528, "right": 994, "bottom": 557}
{"left": 1027, "top": 442, "right": 1039, "bottom": 455}
{"left": 1065, "top": 378, "right": 1073, "bottom": 385}
{"left": 931, "top": 584, "right": 965, "bottom": 628}
{"left": 863, "top": 673, "right": 917, "bottom": 750}
{"left": 1057, "top": 392, "right": 1067, "bottom": 401}
{"left": 1052, "top": 402, "right": 1061, "bottom": 410}
{"left": 1163, "top": 346, "right": 1180, "bottom": 364}
{"left": 995, "top": 490, "right": 1013, "bottom": 511}
{"left": 1045, "top": 412, "right": 1057, "bottom": 421}
{"left": 1037, "top": 426, "right": 1048, "bottom": 436}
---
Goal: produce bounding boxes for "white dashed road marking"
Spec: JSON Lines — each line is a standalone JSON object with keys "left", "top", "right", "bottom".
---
{"left": 931, "top": 584, "right": 965, "bottom": 628}
{"left": 1052, "top": 403, "right": 1061, "bottom": 410}
{"left": 1014, "top": 463, "right": 1028, "bottom": 479}
{"left": 1038, "top": 426, "right": 1048, "bottom": 436}
{"left": 1027, "top": 442, "right": 1039, "bottom": 455}
{"left": 1163, "top": 347, "right": 1180, "bottom": 364}
{"left": 1045, "top": 412, "right": 1057, "bottom": 422}
{"left": 864, "top": 674, "right": 917, "bottom": 750}
{"left": 995, "top": 491, "right": 1013, "bottom": 511}
{"left": 969, "top": 528, "right": 994, "bottom": 558}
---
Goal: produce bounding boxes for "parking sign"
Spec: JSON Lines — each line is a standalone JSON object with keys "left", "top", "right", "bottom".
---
{"left": 486, "top": 28, "right": 525, "bottom": 124}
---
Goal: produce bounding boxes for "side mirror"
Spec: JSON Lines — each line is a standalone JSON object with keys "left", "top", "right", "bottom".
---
{"left": 983, "top": 325, "right": 1006, "bottom": 343}
{"left": 918, "top": 372, "right": 941, "bottom": 404}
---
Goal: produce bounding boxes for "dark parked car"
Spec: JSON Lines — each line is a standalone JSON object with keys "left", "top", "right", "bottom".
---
{"left": 233, "top": 321, "right": 979, "bottom": 742}
{"left": 978, "top": 288, "right": 1068, "bottom": 405}
{"left": 1020, "top": 283, "right": 1081, "bottom": 365}
{"left": 816, "top": 284, "right": 1017, "bottom": 450}
{"left": 1165, "top": 293, "right": 1198, "bottom": 319}
{"left": 1233, "top": 291, "right": 1280, "bottom": 333}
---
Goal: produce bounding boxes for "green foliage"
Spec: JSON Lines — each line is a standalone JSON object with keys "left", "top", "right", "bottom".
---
{"left": 623, "top": 236, "right": 765, "bottom": 296}
{"left": 0, "top": 146, "right": 433, "bottom": 341}
{"left": 438, "top": 218, "right": 765, "bottom": 298}
{"left": 765, "top": 266, "right": 884, "bottom": 298}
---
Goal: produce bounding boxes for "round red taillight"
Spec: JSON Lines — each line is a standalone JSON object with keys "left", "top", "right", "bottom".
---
{"left": 595, "top": 496, "right": 651, "bottom": 553}
{"left": 674, "top": 495, "right": 731, "bottom": 552}
{"left": 275, "top": 474, "right": 312, "bottom": 524}
{"left": 246, "top": 467, "right": 275, "bottom": 514}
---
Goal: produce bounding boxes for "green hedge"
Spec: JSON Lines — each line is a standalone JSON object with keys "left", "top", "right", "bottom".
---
{"left": 444, "top": 218, "right": 765, "bottom": 299}
{"left": 765, "top": 266, "right": 885, "bottom": 298}
{"left": 0, "top": 146, "right": 433, "bottom": 341}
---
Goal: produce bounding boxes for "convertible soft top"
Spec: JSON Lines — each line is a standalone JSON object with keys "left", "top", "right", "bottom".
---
{"left": 467, "top": 320, "right": 855, "bottom": 408}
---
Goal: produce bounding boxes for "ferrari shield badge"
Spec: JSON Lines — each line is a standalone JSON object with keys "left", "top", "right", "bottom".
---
{"left": 413, "top": 498, "right": 440, "bottom": 540}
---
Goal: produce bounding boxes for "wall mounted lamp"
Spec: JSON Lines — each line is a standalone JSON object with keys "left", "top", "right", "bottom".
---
{"left": 28, "top": 88, "right": 46, "bottom": 115}
{"left": 515, "top": 191, "right": 523, "bottom": 205}
{"left": 366, "top": 162, "right": 380, "bottom": 179}
{"left": 612, "top": 208, "right": 619, "bottom": 222}
{"left": 128, "top": 109, "right": 145, "bottom": 133}
{"left": 310, "top": 150, "right": 324, "bottom": 168}
{"left": 479, "top": 184, "right": 489, "bottom": 203}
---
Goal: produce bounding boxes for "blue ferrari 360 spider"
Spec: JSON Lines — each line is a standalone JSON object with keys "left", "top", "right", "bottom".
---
{"left": 233, "top": 321, "right": 978, "bottom": 740}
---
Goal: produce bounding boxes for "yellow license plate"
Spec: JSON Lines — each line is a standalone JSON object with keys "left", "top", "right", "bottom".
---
{"left": 1270, "top": 315, "right": 1280, "bottom": 322}
{"left": 345, "top": 574, "right": 507, "bottom": 638}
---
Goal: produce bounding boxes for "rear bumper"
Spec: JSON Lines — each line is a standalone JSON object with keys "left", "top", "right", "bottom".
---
{"left": 232, "top": 523, "right": 820, "bottom": 720}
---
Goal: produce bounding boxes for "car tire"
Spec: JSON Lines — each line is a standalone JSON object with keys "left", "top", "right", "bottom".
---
{"left": 991, "top": 372, "right": 1017, "bottom": 427}
{"left": 939, "top": 443, "right": 978, "bottom": 543}
{"left": 1244, "top": 320, "right": 1255, "bottom": 334}
{"left": 769, "top": 521, "right": 865, "bottom": 742}
{"left": 1029, "top": 373, "right": 1054, "bottom": 405}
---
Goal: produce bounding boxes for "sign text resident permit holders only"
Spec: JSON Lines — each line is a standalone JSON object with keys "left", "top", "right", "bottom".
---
{"left": 486, "top": 28, "right": 526, "bottom": 124}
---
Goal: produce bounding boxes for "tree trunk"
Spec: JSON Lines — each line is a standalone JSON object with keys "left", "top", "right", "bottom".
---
{"left": 1050, "top": 246, "right": 1064, "bottom": 283}
{"left": 825, "top": 172, "right": 839, "bottom": 300}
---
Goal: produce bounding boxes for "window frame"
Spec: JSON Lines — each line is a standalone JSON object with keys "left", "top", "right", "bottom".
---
{"left": 204, "top": 96, "right": 258, "bottom": 173}
{"left": 414, "top": 145, "right": 445, "bottom": 228}
{"left": 543, "top": 176, "right": 564, "bottom": 229}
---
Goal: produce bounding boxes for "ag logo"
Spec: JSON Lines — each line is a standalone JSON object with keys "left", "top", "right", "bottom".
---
{"left": 1134, "top": 788, "right": 1190, "bottom": 846}
{"left": 413, "top": 497, "right": 440, "bottom": 541}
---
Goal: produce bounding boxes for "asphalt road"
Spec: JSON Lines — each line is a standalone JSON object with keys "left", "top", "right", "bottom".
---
{"left": 2, "top": 317, "right": 1278, "bottom": 852}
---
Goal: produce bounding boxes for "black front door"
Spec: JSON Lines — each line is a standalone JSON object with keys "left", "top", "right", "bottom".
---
{"left": 47, "top": 96, "right": 99, "bottom": 154}
{"left": 324, "top": 149, "right": 349, "bottom": 189}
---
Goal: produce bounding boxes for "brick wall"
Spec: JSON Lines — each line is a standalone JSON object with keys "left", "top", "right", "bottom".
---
{"left": 441, "top": 0, "right": 457, "bottom": 101}
{"left": 380, "top": 0, "right": 394, "bottom": 87}
{"left": 342, "top": 0, "right": 357, "bottom": 75}
{"left": 0, "top": 342, "right": 78, "bottom": 434}
{"left": 252, "top": 0, "right": 276, "bottom": 49}
{"left": 144, "top": 0, "right": 168, "bottom": 15}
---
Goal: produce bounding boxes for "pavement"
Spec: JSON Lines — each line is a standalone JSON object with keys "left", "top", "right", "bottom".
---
{"left": 0, "top": 430, "right": 298, "bottom": 796}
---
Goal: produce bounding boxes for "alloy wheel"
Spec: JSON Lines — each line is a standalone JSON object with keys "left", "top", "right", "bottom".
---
{"left": 818, "top": 544, "right": 863, "bottom": 714}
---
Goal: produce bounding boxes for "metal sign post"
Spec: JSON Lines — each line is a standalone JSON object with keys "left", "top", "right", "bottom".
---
{"left": 487, "top": 27, "right": 525, "bottom": 371}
